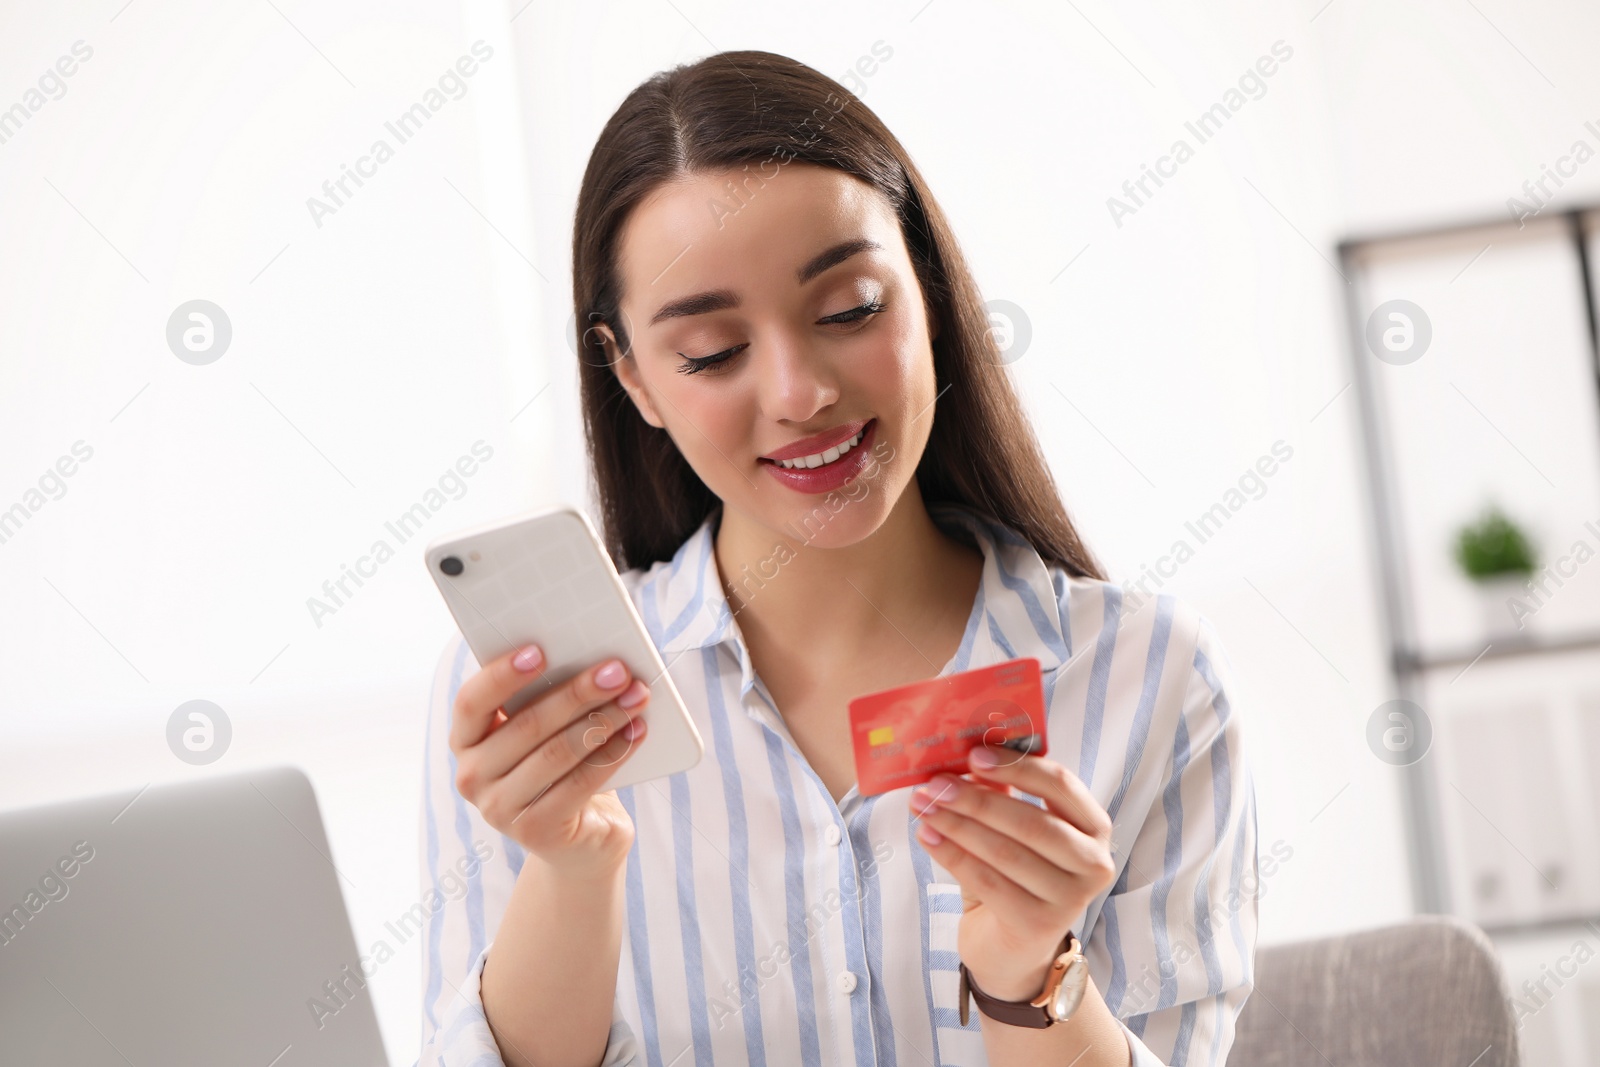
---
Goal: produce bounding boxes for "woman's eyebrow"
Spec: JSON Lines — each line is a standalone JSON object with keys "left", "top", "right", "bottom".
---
{"left": 647, "top": 237, "right": 884, "bottom": 326}
{"left": 797, "top": 237, "right": 882, "bottom": 285}
{"left": 648, "top": 288, "right": 737, "bottom": 326}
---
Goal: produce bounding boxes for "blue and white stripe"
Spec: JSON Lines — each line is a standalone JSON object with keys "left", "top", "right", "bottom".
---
{"left": 417, "top": 502, "right": 1257, "bottom": 1066}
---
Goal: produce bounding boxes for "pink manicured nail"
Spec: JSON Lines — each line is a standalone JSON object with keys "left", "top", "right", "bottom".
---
{"left": 969, "top": 747, "right": 998, "bottom": 769}
{"left": 624, "top": 718, "right": 646, "bottom": 740}
{"left": 512, "top": 645, "right": 544, "bottom": 672}
{"left": 594, "top": 659, "right": 628, "bottom": 689}
{"left": 617, "top": 681, "right": 649, "bottom": 709}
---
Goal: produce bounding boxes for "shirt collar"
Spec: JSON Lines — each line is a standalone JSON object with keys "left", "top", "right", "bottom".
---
{"left": 633, "top": 501, "right": 1072, "bottom": 680}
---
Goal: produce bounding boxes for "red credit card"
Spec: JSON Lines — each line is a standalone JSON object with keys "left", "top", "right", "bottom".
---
{"left": 848, "top": 657, "right": 1048, "bottom": 797}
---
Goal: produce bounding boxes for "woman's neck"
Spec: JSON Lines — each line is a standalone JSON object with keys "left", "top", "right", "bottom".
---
{"left": 712, "top": 484, "right": 983, "bottom": 674}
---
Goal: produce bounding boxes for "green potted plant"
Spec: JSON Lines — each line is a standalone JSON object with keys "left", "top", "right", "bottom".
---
{"left": 1452, "top": 505, "right": 1538, "bottom": 638}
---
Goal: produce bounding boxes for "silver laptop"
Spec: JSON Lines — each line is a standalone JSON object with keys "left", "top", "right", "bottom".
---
{"left": 0, "top": 766, "right": 388, "bottom": 1065}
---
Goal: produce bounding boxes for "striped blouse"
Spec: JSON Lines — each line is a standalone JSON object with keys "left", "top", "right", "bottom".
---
{"left": 417, "top": 501, "right": 1258, "bottom": 1067}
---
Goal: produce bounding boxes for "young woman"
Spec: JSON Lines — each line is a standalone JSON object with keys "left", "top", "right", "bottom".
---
{"left": 419, "top": 50, "right": 1256, "bottom": 1067}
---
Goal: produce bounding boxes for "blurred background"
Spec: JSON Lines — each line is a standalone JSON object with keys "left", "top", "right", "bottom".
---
{"left": 4, "top": 0, "right": 1600, "bottom": 1061}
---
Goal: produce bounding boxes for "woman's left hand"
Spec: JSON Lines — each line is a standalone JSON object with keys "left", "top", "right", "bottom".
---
{"left": 911, "top": 744, "right": 1118, "bottom": 1002}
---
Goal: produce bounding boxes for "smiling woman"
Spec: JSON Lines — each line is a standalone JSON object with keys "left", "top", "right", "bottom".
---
{"left": 419, "top": 49, "right": 1257, "bottom": 1067}
{"left": 569, "top": 76, "right": 1100, "bottom": 575}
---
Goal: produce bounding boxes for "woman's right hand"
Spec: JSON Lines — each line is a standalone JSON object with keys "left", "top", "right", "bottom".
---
{"left": 449, "top": 645, "right": 650, "bottom": 878}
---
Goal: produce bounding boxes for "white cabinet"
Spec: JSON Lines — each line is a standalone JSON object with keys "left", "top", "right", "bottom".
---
{"left": 1434, "top": 674, "right": 1600, "bottom": 928}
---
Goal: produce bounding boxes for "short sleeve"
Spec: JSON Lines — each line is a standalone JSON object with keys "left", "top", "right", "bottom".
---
{"left": 419, "top": 939, "right": 641, "bottom": 1065}
{"left": 416, "top": 633, "right": 642, "bottom": 1067}
{"left": 1088, "top": 612, "right": 1259, "bottom": 1067}
{"left": 417, "top": 632, "right": 517, "bottom": 1064}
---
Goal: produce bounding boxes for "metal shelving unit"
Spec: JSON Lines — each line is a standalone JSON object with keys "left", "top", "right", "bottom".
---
{"left": 1338, "top": 206, "right": 1600, "bottom": 923}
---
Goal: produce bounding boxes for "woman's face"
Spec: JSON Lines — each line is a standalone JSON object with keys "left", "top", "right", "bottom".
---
{"left": 606, "top": 162, "right": 940, "bottom": 549}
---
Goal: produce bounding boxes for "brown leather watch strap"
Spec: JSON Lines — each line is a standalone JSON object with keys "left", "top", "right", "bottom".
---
{"left": 958, "top": 933, "right": 1074, "bottom": 1029}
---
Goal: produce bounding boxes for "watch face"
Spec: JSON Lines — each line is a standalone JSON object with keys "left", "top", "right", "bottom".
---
{"left": 1049, "top": 955, "right": 1089, "bottom": 1020}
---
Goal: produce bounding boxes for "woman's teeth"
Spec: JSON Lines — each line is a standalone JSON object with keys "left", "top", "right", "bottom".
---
{"left": 775, "top": 426, "right": 867, "bottom": 469}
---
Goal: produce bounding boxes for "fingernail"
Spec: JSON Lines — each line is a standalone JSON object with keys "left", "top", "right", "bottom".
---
{"left": 969, "top": 747, "right": 998, "bottom": 769}
{"left": 624, "top": 718, "right": 645, "bottom": 740}
{"left": 911, "top": 786, "right": 937, "bottom": 810}
{"left": 916, "top": 822, "right": 943, "bottom": 845}
{"left": 595, "top": 659, "right": 628, "bottom": 689}
{"left": 512, "top": 645, "right": 544, "bottom": 672}
{"left": 617, "top": 680, "right": 649, "bottom": 709}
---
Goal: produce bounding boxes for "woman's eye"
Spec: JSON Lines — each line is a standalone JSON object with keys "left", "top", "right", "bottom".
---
{"left": 676, "top": 343, "right": 745, "bottom": 376}
{"left": 673, "top": 301, "right": 885, "bottom": 376}
{"left": 821, "top": 299, "right": 886, "bottom": 325}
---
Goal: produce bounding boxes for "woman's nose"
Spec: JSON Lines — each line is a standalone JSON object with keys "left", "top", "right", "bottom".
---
{"left": 754, "top": 328, "right": 840, "bottom": 423}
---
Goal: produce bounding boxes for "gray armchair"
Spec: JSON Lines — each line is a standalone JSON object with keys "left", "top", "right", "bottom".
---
{"left": 1230, "top": 915, "right": 1519, "bottom": 1067}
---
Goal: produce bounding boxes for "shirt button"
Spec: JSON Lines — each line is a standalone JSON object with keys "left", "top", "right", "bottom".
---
{"left": 837, "top": 970, "right": 858, "bottom": 994}
{"left": 824, "top": 824, "right": 842, "bottom": 847}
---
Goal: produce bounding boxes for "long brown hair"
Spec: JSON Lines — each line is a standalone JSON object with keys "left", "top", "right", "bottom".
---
{"left": 572, "top": 49, "right": 1105, "bottom": 581}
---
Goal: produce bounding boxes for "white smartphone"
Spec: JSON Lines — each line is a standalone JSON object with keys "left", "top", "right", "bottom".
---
{"left": 423, "top": 504, "right": 704, "bottom": 791}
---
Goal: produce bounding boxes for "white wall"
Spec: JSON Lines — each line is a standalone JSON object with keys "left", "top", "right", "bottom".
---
{"left": 6, "top": 0, "right": 1600, "bottom": 1060}
{"left": 0, "top": 1, "right": 544, "bottom": 1058}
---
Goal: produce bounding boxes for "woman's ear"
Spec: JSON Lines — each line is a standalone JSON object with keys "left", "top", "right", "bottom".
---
{"left": 600, "top": 323, "right": 666, "bottom": 429}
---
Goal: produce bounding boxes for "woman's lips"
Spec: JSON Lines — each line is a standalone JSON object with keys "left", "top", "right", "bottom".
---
{"left": 759, "top": 417, "right": 872, "bottom": 463}
{"left": 758, "top": 418, "right": 879, "bottom": 495}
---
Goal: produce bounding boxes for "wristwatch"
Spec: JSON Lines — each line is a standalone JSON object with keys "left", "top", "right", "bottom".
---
{"left": 958, "top": 932, "right": 1089, "bottom": 1028}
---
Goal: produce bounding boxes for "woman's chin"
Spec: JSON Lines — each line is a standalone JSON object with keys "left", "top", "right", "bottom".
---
{"left": 712, "top": 438, "right": 911, "bottom": 550}
{"left": 772, "top": 490, "right": 902, "bottom": 550}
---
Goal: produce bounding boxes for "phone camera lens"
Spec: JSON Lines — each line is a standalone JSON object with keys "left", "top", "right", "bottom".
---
{"left": 439, "top": 556, "right": 464, "bottom": 576}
